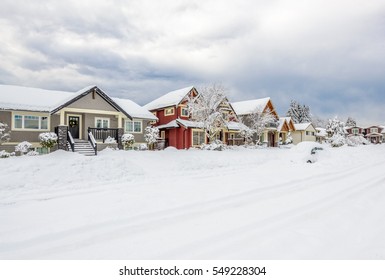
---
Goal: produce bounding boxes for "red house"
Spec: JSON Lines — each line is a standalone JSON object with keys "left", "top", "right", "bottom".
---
{"left": 144, "top": 86, "right": 243, "bottom": 149}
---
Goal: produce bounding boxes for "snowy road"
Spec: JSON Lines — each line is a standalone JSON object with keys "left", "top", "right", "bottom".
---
{"left": 1, "top": 144, "right": 385, "bottom": 259}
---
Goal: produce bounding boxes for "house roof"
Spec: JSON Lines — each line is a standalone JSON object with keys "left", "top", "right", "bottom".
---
{"left": 226, "top": 121, "right": 248, "bottom": 131}
{"left": 294, "top": 122, "right": 313, "bottom": 131}
{"left": 112, "top": 97, "right": 157, "bottom": 120}
{"left": 156, "top": 118, "right": 203, "bottom": 130}
{"left": 144, "top": 86, "right": 195, "bottom": 111}
{"left": 0, "top": 84, "right": 138, "bottom": 120}
{"left": 315, "top": 127, "right": 327, "bottom": 137}
{"left": 0, "top": 84, "right": 78, "bottom": 112}
{"left": 231, "top": 97, "right": 271, "bottom": 115}
{"left": 277, "top": 118, "right": 286, "bottom": 131}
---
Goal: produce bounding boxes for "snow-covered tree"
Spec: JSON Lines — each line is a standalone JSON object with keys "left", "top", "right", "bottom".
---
{"left": 312, "top": 115, "right": 328, "bottom": 128}
{"left": 188, "top": 84, "right": 229, "bottom": 143}
{"left": 345, "top": 117, "right": 357, "bottom": 127}
{"left": 0, "top": 122, "right": 10, "bottom": 145}
{"left": 144, "top": 126, "right": 159, "bottom": 149}
{"left": 286, "top": 100, "right": 312, "bottom": 124}
{"left": 242, "top": 108, "right": 278, "bottom": 145}
{"left": 326, "top": 116, "right": 346, "bottom": 147}
{"left": 238, "top": 118, "right": 254, "bottom": 145}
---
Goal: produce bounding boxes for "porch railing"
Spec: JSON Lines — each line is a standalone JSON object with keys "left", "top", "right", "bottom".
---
{"left": 227, "top": 138, "right": 245, "bottom": 146}
{"left": 88, "top": 128, "right": 119, "bottom": 143}
{"left": 67, "top": 130, "right": 75, "bottom": 152}
{"left": 88, "top": 131, "right": 98, "bottom": 155}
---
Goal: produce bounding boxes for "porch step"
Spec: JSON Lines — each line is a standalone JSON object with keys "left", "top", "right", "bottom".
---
{"left": 68, "top": 140, "right": 96, "bottom": 156}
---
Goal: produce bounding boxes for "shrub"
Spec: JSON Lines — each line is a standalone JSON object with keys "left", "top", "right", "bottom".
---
{"left": 39, "top": 132, "right": 58, "bottom": 148}
{"left": 15, "top": 141, "right": 32, "bottom": 154}
{"left": 0, "top": 150, "right": 12, "bottom": 158}
{"left": 201, "top": 140, "right": 227, "bottom": 151}
{"left": 121, "top": 134, "right": 135, "bottom": 150}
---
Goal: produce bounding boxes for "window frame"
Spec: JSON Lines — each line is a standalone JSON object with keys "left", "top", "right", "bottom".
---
{"left": 125, "top": 119, "right": 143, "bottom": 134}
{"left": 164, "top": 107, "right": 175, "bottom": 116}
{"left": 180, "top": 106, "right": 189, "bottom": 117}
{"left": 95, "top": 117, "right": 110, "bottom": 129}
{"left": 192, "top": 129, "right": 206, "bottom": 146}
{"left": 12, "top": 113, "right": 50, "bottom": 131}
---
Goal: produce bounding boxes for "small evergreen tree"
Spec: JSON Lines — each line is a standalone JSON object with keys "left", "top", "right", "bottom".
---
{"left": 286, "top": 100, "right": 312, "bottom": 124}
{"left": 326, "top": 116, "right": 346, "bottom": 147}
{"left": 345, "top": 117, "right": 357, "bottom": 127}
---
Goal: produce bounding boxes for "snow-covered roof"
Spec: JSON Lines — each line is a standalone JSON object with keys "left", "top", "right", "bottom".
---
{"left": 315, "top": 127, "right": 327, "bottom": 137}
{"left": 294, "top": 122, "right": 313, "bottom": 131}
{"left": 277, "top": 118, "right": 286, "bottom": 131}
{"left": 231, "top": 98, "right": 270, "bottom": 116}
{"left": 144, "top": 86, "right": 195, "bottom": 111}
{"left": 177, "top": 119, "right": 204, "bottom": 128}
{"left": 0, "top": 84, "right": 81, "bottom": 112}
{"left": 226, "top": 121, "right": 248, "bottom": 131}
{"left": 112, "top": 97, "right": 157, "bottom": 120}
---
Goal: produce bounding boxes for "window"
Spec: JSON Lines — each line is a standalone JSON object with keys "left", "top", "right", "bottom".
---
{"left": 164, "top": 107, "right": 175, "bottom": 116}
{"left": 160, "top": 131, "right": 166, "bottom": 139}
{"left": 13, "top": 114, "right": 49, "bottom": 130}
{"left": 95, "top": 118, "right": 110, "bottom": 128}
{"left": 193, "top": 130, "right": 205, "bottom": 146}
{"left": 352, "top": 128, "right": 359, "bottom": 135}
{"left": 311, "top": 132, "right": 315, "bottom": 136}
{"left": 125, "top": 120, "right": 142, "bottom": 133}
{"left": 370, "top": 128, "right": 378, "bottom": 133}
{"left": 306, "top": 131, "right": 310, "bottom": 136}
{"left": 181, "top": 107, "right": 189, "bottom": 117}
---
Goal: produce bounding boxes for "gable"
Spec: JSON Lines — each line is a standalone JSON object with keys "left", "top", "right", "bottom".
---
{"left": 144, "top": 86, "right": 196, "bottom": 111}
{"left": 66, "top": 91, "right": 119, "bottom": 112}
{"left": 264, "top": 100, "right": 279, "bottom": 119}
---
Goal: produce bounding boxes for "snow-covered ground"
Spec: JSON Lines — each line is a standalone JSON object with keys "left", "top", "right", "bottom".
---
{"left": 0, "top": 144, "right": 385, "bottom": 259}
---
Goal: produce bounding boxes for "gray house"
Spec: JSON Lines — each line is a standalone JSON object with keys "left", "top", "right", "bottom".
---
{"left": 0, "top": 84, "right": 157, "bottom": 155}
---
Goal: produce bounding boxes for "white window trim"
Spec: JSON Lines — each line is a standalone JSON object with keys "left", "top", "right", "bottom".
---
{"left": 164, "top": 107, "right": 175, "bottom": 116}
{"left": 192, "top": 129, "right": 206, "bottom": 147}
{"left": 180, "top": 106, "right": 189, "bottom": 117}
{"left": 370, "top": 128, "right": 378, "bottom": 133}
{"left": 11, "top": 112, "right": 50, "bottom": 131}
{"left": 125, "top": 119, "right": 143, "bottom": 134}
{"left": 95, "top": 117, "right": 110, "bottom": 128}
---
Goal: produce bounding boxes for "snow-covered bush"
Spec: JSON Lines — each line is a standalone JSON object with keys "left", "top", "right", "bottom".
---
{"left": 145, "top": 126, "right": 159, "bottom": 149}
{"left": 201, "top": 139, "right": 227, "bottom": 151}
{"left": 0, "top": 150, "right": 12, "bottom": 158}
{"left": 330, "top": 134, "right": 346, "bottom": 147}
{"left": 26, "top": 150, "right": 40, "bottom": 156}
{"left": 0, "top": 122, "right": 11, "bottom": 144}
{"left": 138, "top": 143, "right": 148, "bottom": 151}
{"left": 284, "top": 133, "right": 293, "bottom": 145}
{"left": 105, "top": 136, "right": 117, "bottom": 144}
{"left": 39, "top": 132, "right": 58, "bottom": 148}
{"left": 15, "top": 141, "right": 32, "bottom": 154}
{"left": 346, "top": 136, "right": 369, "bottom": 147}
{"left": 121, "top": 134, "right": 135, "bottom": 150}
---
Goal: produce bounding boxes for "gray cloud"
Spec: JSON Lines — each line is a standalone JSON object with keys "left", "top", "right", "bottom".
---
{"left": 1, "top": 0, "right": 385, "bottom": 124}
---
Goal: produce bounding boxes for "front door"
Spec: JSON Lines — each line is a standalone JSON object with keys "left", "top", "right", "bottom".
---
{"left": 68, "top": 116, "right": 80, "bottom": 139}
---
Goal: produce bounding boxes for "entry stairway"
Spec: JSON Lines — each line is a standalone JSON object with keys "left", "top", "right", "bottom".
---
{"left": 67, "top": 139, "right": 96, "bottom": 156}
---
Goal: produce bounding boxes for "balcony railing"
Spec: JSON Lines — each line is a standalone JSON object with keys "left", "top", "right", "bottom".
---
{"left": 88, "top": 128, "right": 119, "bottom": 143}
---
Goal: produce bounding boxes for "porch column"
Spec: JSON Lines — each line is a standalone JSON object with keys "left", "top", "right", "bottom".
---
{"left": 59, "top": 110, "right": 66, "bottom": 125}
{"left": 57, "top": 125, "right": 68, "bottom": 151}
{"left": 117, "top": 128, "right": 124, "bottom": 150}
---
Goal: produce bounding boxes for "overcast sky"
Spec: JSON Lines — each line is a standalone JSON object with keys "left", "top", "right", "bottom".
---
{"left": 1, "top": 0, "right": 384, "bottom": 125}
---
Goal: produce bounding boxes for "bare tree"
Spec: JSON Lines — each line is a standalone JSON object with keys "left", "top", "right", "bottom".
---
{"left": 243, "top": 108, "right": 278, "bottom": 145}
{"left": 188, "top": 84, "right": 229, "bottom": 143}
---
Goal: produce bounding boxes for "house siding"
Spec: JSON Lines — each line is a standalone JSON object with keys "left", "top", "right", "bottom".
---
{"left": 123, "top": 119, "right": 154, "bottom": 144}
{"left": 292, "top": 125, "right": 317, "bottom": 144}
{"left": 67, "top": 91, "right": 119, "bottom": 112}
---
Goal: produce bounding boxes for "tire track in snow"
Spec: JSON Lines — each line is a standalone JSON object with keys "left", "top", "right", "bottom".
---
{"left": 2, "top": 157, "right": 384, "bottom": 259}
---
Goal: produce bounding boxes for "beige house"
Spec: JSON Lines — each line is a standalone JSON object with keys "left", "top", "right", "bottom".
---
{"left": 0, "top": 84, "right": 157, "bottom": 155}
{"left": 231, "top": 97, "right": 280, "bottom": 147}
{"left": 292, "top": 122, "right": 317, "bottom": 144}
